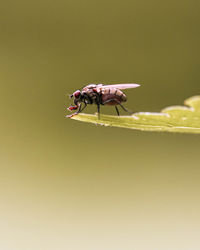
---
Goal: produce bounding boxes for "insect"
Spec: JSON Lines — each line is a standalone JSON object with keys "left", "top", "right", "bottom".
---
{"left": 67, "top": 83, "right": 140, "bottom": 118}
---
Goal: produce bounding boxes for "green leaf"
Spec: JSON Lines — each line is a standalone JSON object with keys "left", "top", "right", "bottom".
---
{"left": 68, "top": 95, "right": 200, "bottom": 134}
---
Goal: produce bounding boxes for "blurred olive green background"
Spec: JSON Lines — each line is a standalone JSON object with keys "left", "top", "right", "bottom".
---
{"left": 0, "top": 0, "right": 200, "bottom": 249}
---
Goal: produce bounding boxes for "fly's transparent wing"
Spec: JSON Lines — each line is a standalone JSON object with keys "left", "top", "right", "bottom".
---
{"left": 99, "top": 83, "right": 140, "bottom": 90}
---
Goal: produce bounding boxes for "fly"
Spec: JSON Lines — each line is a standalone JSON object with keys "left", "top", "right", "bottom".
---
{"left": 67, "top": 83, "right": 140, "bottom": 118}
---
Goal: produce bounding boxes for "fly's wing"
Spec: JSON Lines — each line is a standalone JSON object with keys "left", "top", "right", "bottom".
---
{"left": 97, "top": 83, "right": 140, "bottom": 90}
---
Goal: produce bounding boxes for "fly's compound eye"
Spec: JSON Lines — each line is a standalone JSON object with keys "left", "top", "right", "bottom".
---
{"left": 74, "top": 90, "right": 81, "bottom": 99}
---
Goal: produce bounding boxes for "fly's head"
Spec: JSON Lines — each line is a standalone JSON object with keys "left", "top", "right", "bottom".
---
{"left": 72, "top": 90, "right": 82, "bottom": 105}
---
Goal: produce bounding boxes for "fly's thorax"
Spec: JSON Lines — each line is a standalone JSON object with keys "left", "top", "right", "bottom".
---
{"left": 80, "top": 89, "right": 98, "bottom": 104}
{"left": 82, "top": 89, "right": 95, "bottom": 98}
{"left": 82, "top": 84, "right": 98, "bottom": 91}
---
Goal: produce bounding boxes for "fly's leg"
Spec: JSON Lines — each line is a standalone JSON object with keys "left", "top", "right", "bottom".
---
{"left": 77, "top": 103, "right": 87, "bottom": 114}
{"left": 97, "top": 104, "right": 100, "bottom": 119}
{"left": 118, "top": 103, "right": 129, "bottom": 112}
{"left": 93, "top": 91, "right": 101, "bottom": 119}
{"left": 103, "top": 99, "right": 131, "bottom": 115}
{"left": 115, "top": 106, "right": 120, "bottom": 116}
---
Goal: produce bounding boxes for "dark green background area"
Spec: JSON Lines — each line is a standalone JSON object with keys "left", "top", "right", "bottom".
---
{"left": 0, "top": 1, "right": 200, "bottom": 249}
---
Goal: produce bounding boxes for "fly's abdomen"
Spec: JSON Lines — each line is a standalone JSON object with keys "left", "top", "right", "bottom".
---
{"left": 101, "top": 88, "right": 127, "bottom": 105}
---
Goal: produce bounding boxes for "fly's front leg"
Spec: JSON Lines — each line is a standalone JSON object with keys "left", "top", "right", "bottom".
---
{"left": 77, "top": 103, "right": 87, "bottom": 114}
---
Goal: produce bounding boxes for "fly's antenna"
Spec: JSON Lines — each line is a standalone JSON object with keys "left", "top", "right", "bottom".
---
{"left": 65, "top": 93, "right": 73, "bottom": 99}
